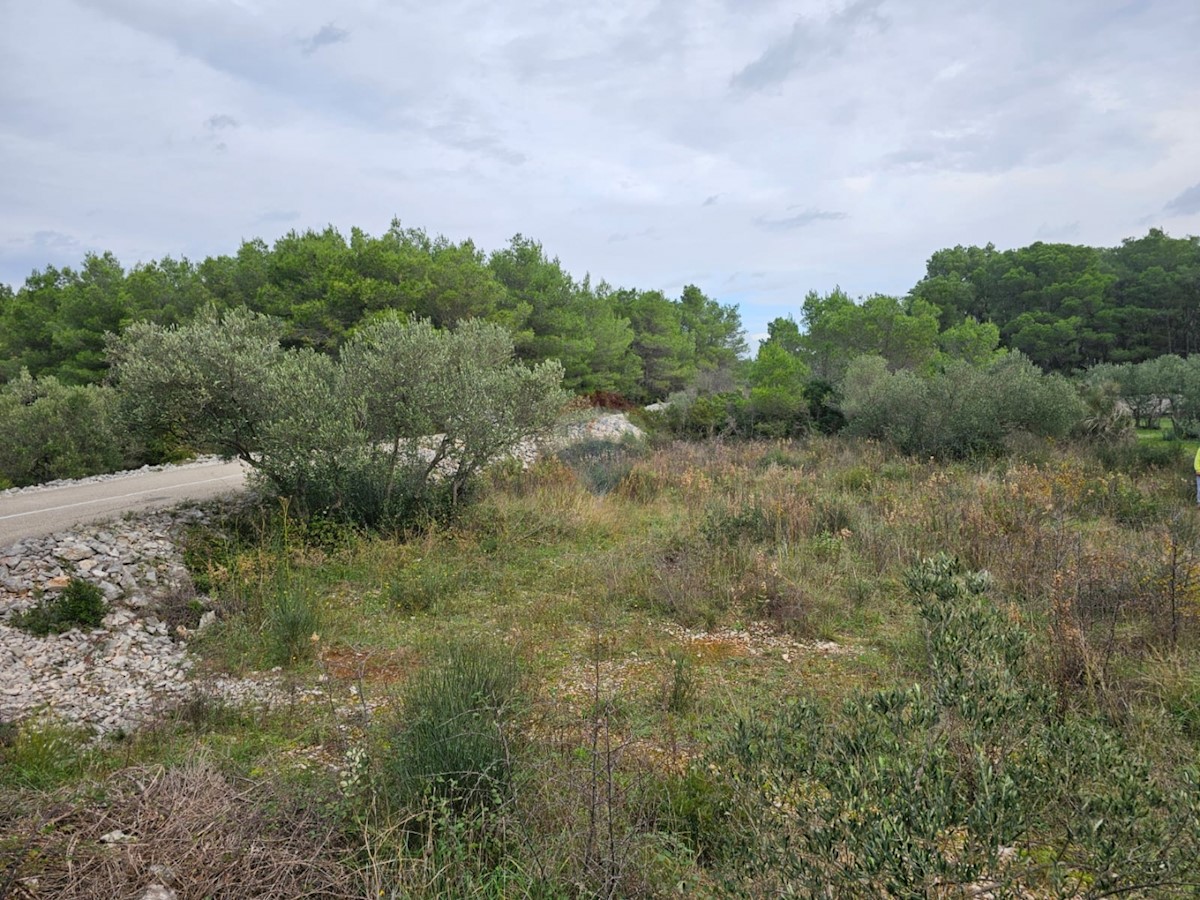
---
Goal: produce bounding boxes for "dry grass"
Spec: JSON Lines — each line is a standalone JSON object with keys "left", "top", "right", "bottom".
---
{"left": 1, "top": 759, "right": 358, "bottom": 899}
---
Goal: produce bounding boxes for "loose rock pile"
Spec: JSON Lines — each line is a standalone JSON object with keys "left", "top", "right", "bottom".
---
{"left": 0, "top": 508, "right": 283, "bottom": 737}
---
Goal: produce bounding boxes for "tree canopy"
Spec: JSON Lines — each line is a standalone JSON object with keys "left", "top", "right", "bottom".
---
{"left": 0, "top": 220, "right": 743, "bottom": 403}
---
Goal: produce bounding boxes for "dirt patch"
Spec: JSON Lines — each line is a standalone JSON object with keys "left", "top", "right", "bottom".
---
{"left": 319, "top": 644, "right": 417, "bottom": 684}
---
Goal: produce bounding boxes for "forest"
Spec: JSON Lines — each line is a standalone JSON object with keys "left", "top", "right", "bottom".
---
{"left": 2, "top": 223, "right": 1198, "bottom": 393}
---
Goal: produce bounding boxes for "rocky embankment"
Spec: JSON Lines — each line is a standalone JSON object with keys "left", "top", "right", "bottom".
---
{"left": 0, "top": 507, "right": 293, "bottom": 736}
{"left": 1, "top": 510, "right": 200, "bottom": 734}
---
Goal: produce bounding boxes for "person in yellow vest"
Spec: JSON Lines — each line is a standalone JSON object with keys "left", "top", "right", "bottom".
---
{"left": 1195, "top": 446, "right": 1200, "bottom": 505}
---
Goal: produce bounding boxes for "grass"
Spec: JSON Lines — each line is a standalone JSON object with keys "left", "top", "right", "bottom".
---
{"left": 4, "top": 434, "right": 1200, "bottom": 895}
{"left": 1136, "top": 416, "right": 1199, "bottom": 457}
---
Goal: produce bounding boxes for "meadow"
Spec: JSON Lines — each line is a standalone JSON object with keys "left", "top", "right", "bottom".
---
{"left": 3, "top": 433, "right": 1200, "bottom": 898}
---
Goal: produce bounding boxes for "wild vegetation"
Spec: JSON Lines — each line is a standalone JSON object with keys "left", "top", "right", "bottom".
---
{"left": 4, "top": 429, "right": 1200, "bottom": 896}
{"left": 4, "top": 224, "right": 1200, "bottom": 894}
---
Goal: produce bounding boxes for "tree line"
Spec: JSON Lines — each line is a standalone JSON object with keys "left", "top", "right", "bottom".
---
{"left": 0, "top": 220, "right": 745, "bottom": 402}
{"left": 2, "top": 222, "right": 1198, "bottom": 490}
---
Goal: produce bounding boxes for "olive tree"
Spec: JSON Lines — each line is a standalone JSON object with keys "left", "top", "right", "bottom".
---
{"left": 340, "top": 314, "right": 567, "bottom": 503}
{"left": 840, "top": 352, "right": 1085, "bottom": 458}
{"left": 0, "top": 370, "right": 127, "bottom": 487}
{"left": 109, "top": 307, "right": 567, "bottom": 523}
{"left": 108, "top": 306, "right": 287, "bottom": 466}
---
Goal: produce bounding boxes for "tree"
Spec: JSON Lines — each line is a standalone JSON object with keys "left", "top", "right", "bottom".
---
{"left": 0, "top": 370, "right": 127, "bottom": 486}
{"left": 678, "top": 284, "right": 746, "bottom": 375}
{"left": 763, "top": 316, "right": 804, "bottom": 356}
{"left": 746, "top": 341, "right": 811, "bottom": 437}
{"left": 937, "top": 317, "right": 1001, "bottom": 367}
{"left": 798, "top": 289, "right": 940, "bottom": 379}
{"left": 840, "top": 352, "right": 1084, "bottom": 458}
{"left": 110, "top": 307, "right": 567, "bottom": 523}
{"left": 613, "top": 289, "right": 697, "bottom": 401}
{"left": 340, "top": 315, "right": 567, "bottom": 503}
{"left": 1085, "top": 356, "right": 1186, "bottom": 429}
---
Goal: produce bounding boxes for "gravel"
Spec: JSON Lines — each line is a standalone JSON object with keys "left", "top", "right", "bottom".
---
{"left": 0, "top": 506, "right": 288, "bottom": 737}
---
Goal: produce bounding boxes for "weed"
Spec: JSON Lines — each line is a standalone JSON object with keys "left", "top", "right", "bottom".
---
{"left": 384, "top": 560, "right": 463, "bottom": 615}
{"left": 267, "top": 583, "right": 322, "bottom": 667}
{"left": 12, "top": 578, "right": 106, "bottom": 636}
{"left": 662, "top": 650, "right": 695, "bottom": 714}
{"left": 0, "top": 723, "right": 91, "bottom": 790}
{"left": 380, "top": 640, "right": 524, "bottom": 815}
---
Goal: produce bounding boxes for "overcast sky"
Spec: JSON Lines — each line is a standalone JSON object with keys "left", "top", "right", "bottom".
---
{"left": 2, "top": 0, "right": 1198, "bottom": 343}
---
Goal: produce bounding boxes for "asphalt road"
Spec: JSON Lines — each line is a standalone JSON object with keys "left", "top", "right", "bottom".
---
{"left": 0, "top": 459, "right": 249, "bottom": 548}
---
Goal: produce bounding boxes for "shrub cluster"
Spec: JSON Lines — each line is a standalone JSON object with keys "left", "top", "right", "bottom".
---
{"left": 0, "top": 372, "right": 131, "bottom": 488}
{"left": 712, "top": 555, "right": 1200, "bottom": 895}
{"left": 840, "top": 353, "right": 1085, "bottom": 458}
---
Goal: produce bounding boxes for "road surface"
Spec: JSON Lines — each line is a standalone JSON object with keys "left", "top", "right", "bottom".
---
{"left": 0, "top": 459, "right": 249, "bottom": 547}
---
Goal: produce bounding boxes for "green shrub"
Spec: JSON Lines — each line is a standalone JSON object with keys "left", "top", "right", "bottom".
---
{"left": 0, "top": 371, "right": 129, "bottom": 486}
{"left": 756, "top": 445, "right": 807, "bottom": 470}
{"left": 710, "top": 554, "right": 1200, "bottom": 896}
{"left": 656, "top": 768, "right": 734, "bottom": 863}
{"left": 13, "top": 579, "right": 107, "bottom": 635}
{"left": 840, "top": 353, "right": 1086, "bottom": 459}
{"left": 701, "top": 498, "right": 773, "bottom": 545}
{"left": 110, "top": 310, "right": 565, "bottom": 529}
{"left": 384, "top": 560, "right": 465, "bottom": 615}
{"left": 380, "top": 641, "right": 524, "bottom": 814}
{"left": 1095, "top": 438, "right": 1186, "bottom": 473}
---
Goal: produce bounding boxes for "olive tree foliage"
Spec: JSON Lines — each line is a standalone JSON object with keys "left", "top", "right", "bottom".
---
{"left": 840, "top": 352, "right": 1085, "bottom": 458}
{"left": 109, "top": 307, "right": 287, "bottom": 465}
{"left": 1170, "top": 356, "right": 1200, "bottom": 438}
{"left": 1084, "top": 355, "right": 1186, "bottom": 429}
{"left": 109, "top": 307, "right": 567, "bottom": 524}
{"left": 341, "top": 314, "right": 567, "bottom": 503}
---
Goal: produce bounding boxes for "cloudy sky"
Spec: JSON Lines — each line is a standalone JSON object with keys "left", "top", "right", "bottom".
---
{"left": 2, "top": 0, "right": 1198, "bottom": 343}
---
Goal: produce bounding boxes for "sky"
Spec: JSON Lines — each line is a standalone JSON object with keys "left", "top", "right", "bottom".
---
{"left": 2, "top": 0, "right": 1199, "bottom": 345}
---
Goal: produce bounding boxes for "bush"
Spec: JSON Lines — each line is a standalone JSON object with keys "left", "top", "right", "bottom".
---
{"left": 556, "top": 438, "right": 637, "bottom": 495}
{"left": 13, "top": 578, "right": 107, "bottom": 636}
{"left": 0, "top": 371, "right": 129, "bottom": 486}
{"left": 380, "top": 641, "right": 524, "bottom": 814}
{"left": 1094, "top": 436, "right": 1187, "bottom": 473}
{"left": 711, "top": 555, "right": 1200, "bottom": 896}
{"left": 840, "top": 353, "right": 1085, "bottom": 458}
{"left": 111, "top": 309, "right": 567, "bottom": 528}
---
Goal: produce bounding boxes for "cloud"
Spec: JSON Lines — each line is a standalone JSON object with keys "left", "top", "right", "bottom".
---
{"left": 755, "top": 209, "right": 847, "bottom": 231}
{"left": 255, "top": 210, "right": 301, "bottom": 225}
{"left": 730, "top": 0, "right": 887, "bottom": 92}
{"left": 301, "top": 23, "right": 350, "bottom": 57}
{"left": 71, "top": 1, "right": 402, "bottom": 128}
{"left": 1165, "top": 182, "right": 1200, "bottom": 216}
{"left": 703, "top": 194, "right": 720, "bottom": 207}
{"left": 0, "top": 231, "right": 85, "bottom": 283}
{"left": 206, "top": 114, "right": 239, "bottom": 130}
{"left": 431, "top": 130, "right": 526, "bottom": 166}
{"left": 1035, "top": 221, "right": 1081, "bottom": 241}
